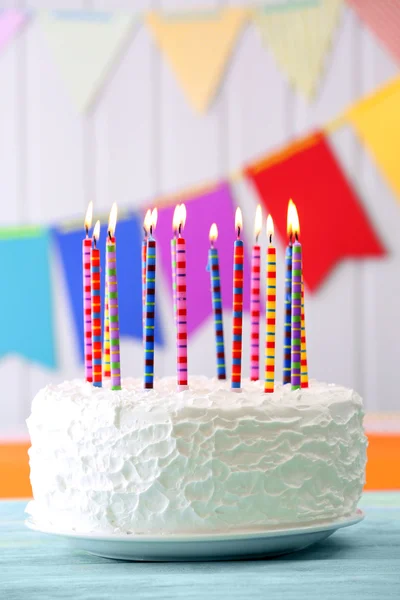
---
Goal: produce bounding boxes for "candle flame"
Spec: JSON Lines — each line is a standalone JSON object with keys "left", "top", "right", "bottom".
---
{"left": 151, "top": 208, "right": 158, "bottom": 231}
{"left": 84, "top": 201, "right": 93, "bottom": 233}
{"left": 93, "top": 220, "right": 101, "bottom": 243}
{"left": 143, "top": 209, "right": 152, "bottom": 234}
{"left": 179, "top": 203, "right": 187, "bottom": 231}
{"left": 209, "top": 223, "right": 218, "bottom": 242}
{"left": 254, "top": 205, "right": 262, "bottom": 239}
{"left": 235, "top": 207, "right": 243, "bottom": 236}
{"left": 108, "top": 202, "right": 118, "bottom": 237}
{"left": 172, "top": 204, "right": 181, "bottom": 233}
{"left": 266, "top": 214, "right": 274, "bottom": 239}
{"left": 287, "top": 199, "right": 300, "bottom": 239}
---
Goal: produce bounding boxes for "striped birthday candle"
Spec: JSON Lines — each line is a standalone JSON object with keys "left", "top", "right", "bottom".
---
{"left": 290, "top": 201, "right": 302, "bottom": 391}
{"left": 142, "top": 209, "right": 151, "bottom": 343}
{"left": 102, "top": 244, "right": 111, "bottom": 379}
{"left": 171, "top": 205, "right": 180, "bottom": 325}
{"left": 231, "top": 207, "right": 244, "bottom": 391}
{"left": 208, "top": 224, "right": 226, "bottom": 380}
{"left": 250, "top": 205, "right": 262, "bottom": 380}
{"left": 283, "top": 203, "right": 293, "bottom": 384}
{"left": 91, "top": 221, "right": 102, "bottom": 388}
{"left": 301, "top": 278, "right": 309, "bottom": 388}
{"left": 144, "top": 237, "right": 156, "bottom": 389}
{"left": 107, "top": 204, "right": 122, "bottom": 391}
{"left": 83, "top": 202, "right": 93, "bottom": 383}
{"left": 265, "top": 215, "right": 276, "bottom": 393}
{"left": 176, "top": 212, "right": 188, "bottom": 388}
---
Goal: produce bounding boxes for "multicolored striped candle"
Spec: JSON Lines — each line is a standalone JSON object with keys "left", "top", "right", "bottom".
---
{"left": 231, "top": 207, "right": 244, "bottom": 391}
{"left": 208, "top": 223, "right": 226, "bottom": 380}
{"left": 144, "top": 209, "right": 158, "bottom": 390}
{"left": 283, "top": 202, "right": 293, "bottom": 385}
{"left": 301, "top": 278, "right": 309, "bottom": 388}
{"left": 171, "top": 205, "right": 180, "bottom": 325}
{"left": 175, "top": 204, "right": 188, "bottom": 389}
{"left": 250, "top": 205, "right": 262, "bottom": 381}
{"left": 91, "top": 220, "right": 102, "bottom": 388}
{"left": 265, "top": 215, "right": 276, "bottom": 393}
{"left": 102, "top": 244, "right": 111, "bottom": 379}
{"left": 142, "top": 209, "right": 151, "bottom": 343}
{"left": 83, "top": 202, "right": 93, "bottom": 383}
{"left": 290, "top": 201, "right": 302, "bottom": 391}
{"left": 106, "top": 203, "right": 122, "bottom": 391}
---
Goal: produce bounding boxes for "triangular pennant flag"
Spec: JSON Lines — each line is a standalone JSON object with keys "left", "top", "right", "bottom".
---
{"left": 348, "top": 0, "right": 400, "bottom": 65}
{"left": 0, "top": 9, "right": 29, "bottom": 54}
{"left": 146, "top": 8, "right": 249, "bottom": 113}
{"left": 253, "top": 0, "right": 343, "bottom": 99}
{"left": 0, "top": 227, "right": 56, "bottom": 368}
{"left": 38, "top": 10, "right": 138, "bottom": 112}
{"left": 54, "top": 215, "right": 164, "bottom": 364}
{"left": 347, "top": 77, "right": 400, "bottom": 202}
{"left": 156, "top": 182, "right": 250, "bottom": 336}
{"left": 245, "top": 132, "right": 385, "bottom": 291}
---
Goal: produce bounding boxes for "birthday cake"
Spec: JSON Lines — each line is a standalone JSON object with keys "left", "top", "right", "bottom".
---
{"left": 26, "top": 376, "right": 367, "bottom": 535}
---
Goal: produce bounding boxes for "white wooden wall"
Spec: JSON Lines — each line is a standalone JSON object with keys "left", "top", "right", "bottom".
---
{"left": 0, "top": 0, "right": 398, "bottom": 436}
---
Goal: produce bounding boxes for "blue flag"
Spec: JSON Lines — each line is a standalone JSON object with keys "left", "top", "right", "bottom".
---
{"left": 54, "top": 213, "right": 164, "bottom": 363}
{"left": 0, "top": 227, "right": 56, "bottom": 368}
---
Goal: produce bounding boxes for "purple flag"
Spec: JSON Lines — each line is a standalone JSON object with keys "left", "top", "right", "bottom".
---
{"left": 157, "top": 181, "right": 250, "bottom": 337}
{"left": 0, "top": 10, "right": 29, "bottom": 54}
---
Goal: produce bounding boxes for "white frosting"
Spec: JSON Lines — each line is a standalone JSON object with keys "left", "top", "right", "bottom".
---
{"left": 26, "top": 377, "right": 367, "bottom": 534}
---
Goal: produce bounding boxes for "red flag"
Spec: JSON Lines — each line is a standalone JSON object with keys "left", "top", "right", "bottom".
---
{"left": 245, "top": 132, "right": 385, "bottom": 292}
{"left": 348, "top": 0, "right": 400, "bottom": 65}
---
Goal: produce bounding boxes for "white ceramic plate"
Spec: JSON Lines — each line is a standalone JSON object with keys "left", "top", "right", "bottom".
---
{"left": 25, "top": 510, "right": 364, "bottom": 561}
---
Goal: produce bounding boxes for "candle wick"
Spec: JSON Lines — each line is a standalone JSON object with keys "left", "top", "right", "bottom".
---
{"left": 85, "top": 226, "right": 89, "bottom": 237}
{"left": 255, "top": 233, "right": 259, "bottom": 244}
{"left": 178, "top": 223, "right": 182, "bottom": 237}
{"left": 269, "top": 234, "right": 272, "bottom": 244}
{"left": 237, "top": 226, "right": 240, "bottom": 239}
{"left": 150, "top": 225, "right": 153, "bottom": 237}
{"left": 211, "top": 239, "right": 214, "bottom": 249}
{"left": 108, "top": 230, "right": 112, "bottom": 242}
{"left": 289, "top": 232, "right": 293, "bottom": 245}
{"left": 295, "top": 232, "right": 299, "bottom": 242}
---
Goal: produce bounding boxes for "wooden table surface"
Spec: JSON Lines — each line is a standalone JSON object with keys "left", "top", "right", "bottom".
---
{"left": 1, "top": 492, "right": 399, "bottom": 600}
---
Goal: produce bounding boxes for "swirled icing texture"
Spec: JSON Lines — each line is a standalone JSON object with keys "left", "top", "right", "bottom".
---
{"left": 26, "top": 377, "right": 367, "bottom": 534}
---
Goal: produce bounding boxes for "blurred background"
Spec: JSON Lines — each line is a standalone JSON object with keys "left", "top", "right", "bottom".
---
{"left": 0, "top": 0, "right": 399, "bottom": 496}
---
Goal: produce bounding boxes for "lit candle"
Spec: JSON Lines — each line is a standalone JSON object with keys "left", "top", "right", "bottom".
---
{"left": 250, "top": 205, "right": 262, "bottom": 381}
{"left": 144, "top": 208, "right": 158, "bottom": 390}
{"left": 208, "top": 223, "right": 226, "bottom": 380}
{"left": 290, "top": 201, "right": 301, "bottom": 391}
{"left": 142, "top": 209, "right": 152, "bottom": 343}
{"left": 265, "top": 215, "right": 276, "bottom": 393}
{"left": 83, "top": 202, "right": 93, "bottom": 383}
{"left": 175, "top": 204, "right": 188, "bottom": 389}
{"left": 103, "top": 247, "right": 111, "bottom": 379}
{"left": 301, "top": 273, "right": 309, "bottom": 388}
{"left": 231, "top": 207, "right": 244, "bottom": 391}
{"left": 283, "top": 201, "right": 293, "bottom": 384}
{"left": 107, "top": 203, "right": 122, "bottom": 391}
{"left": 171, "top": 205, "right": 180, "bottom": 326}
{"left": 91, "top": 220, "right": 102, "bottom": 388}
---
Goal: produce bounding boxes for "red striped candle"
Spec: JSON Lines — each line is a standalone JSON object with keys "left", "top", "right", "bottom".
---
{"left": 91, "top": 221, "right": 102, "bottom": 388}
{"left": 175, "top": 204, "right": 188, "bottom": 389}
{"left": 82, "top": 202, "right": 93, "bottom": 382}
{"left": 250, "top": 205, "right": 262, "bottom": 381}
{"left": 142, "top": 209, "right": 151, "bottom": 344}
{"left": 231, "top": 207, "right": 244, "bottom": 391}
{"left": 265, "top": 215, "right": 276, "bottom": 393}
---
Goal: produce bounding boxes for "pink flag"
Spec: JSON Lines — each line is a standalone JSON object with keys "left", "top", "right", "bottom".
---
{"left": 0, "top": 9, "right": 28, "bottom": 54}
{"left": 156, "top": 182, "right": 250, "bottom": 337}
{"left": 348, "top": 0, "right": 400, "bottom": 64}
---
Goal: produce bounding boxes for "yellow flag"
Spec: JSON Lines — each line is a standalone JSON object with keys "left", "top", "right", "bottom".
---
{"left": 253, "top": 0, "right": 343, "bottom": 99}
{"left": 146, "top": 8, "right": 249, "bottom": 113}
{"left": 347, "top": 77, "right": 400, "bottom": 201}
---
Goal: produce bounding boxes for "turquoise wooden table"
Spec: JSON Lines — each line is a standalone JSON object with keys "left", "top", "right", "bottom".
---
{"left": 1, "top": 492, "right": 399, "bottom": 599}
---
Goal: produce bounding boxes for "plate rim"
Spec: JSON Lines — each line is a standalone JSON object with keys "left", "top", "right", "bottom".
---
{"left": 25, "top": 509, "right": 364, "bottom": 544}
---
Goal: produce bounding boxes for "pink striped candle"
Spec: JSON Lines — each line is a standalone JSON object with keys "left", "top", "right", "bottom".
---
{"left": 171, "top": 205, "right": 180, "bottom": 325}
{"left": 175, "top": 204, "right": 188, "bottom": 389}
{"left": 250, "top": 205, "right": 262, "bottom": 381}
{"left": 83, "top": 202, "right": 93, "bottom": 383}
{"left": 107, "top": 203, "right": 122, "bottom": 391}
{"left": 142, "top": 209, "right": 151, "bottom": 343}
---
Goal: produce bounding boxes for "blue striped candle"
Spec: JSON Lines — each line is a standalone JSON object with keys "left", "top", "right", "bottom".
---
{"left": 144, "top": 238, "right": 156, "bottom": 389}
{"left": 208, "top": 224, "right": 226, "bottom": 380}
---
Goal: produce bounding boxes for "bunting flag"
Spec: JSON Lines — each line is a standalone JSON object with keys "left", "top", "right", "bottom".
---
{"left": 253, "top": 0, "right": 344, "bottom": 99}
{"left": 0, "top": 9, "right": 29, "bottom": 54}
{"left": 347, "top": 77, "right": 400, "bottom": 202}
{"left": 245, "top": 132, "right": 385, "bottom": 291}
{"left": 54, "top": 215, "right": 164, "bottom": 363}
{"left": 0, "top": 227, "right": 56, "bottom": 368}
{"left": 347, "top": 0, "right": 400, "bottom": 65}
{"left": 38, "top": 10, "right": 138, "bottom": 112}
{"left": 156, "top": 182, "right": 251, "bottom": 336}
{"left": 145, "top": 8, "right": 249, "bottom": 113}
